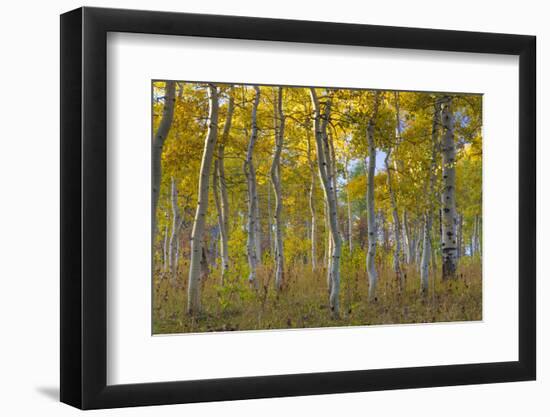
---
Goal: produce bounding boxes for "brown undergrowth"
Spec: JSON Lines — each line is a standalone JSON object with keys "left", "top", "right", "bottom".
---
{"left": 153, "top": 257, "right": 482, "bottom": 334}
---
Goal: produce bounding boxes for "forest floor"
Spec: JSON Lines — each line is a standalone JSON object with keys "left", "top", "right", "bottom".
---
{"left": 152, "top": 258, "right": 482, "bottom": 334}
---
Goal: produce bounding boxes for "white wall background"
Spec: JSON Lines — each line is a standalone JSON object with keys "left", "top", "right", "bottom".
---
{"left": 0, "top": 0, "right": 545, "bottom": 415}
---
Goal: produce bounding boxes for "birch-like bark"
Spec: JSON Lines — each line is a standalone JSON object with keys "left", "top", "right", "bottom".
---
{"left": 344, "top": 159, "right": 353, "bottom": 253}
{"left": 324, "top": 97, "right": 337, "bottom": 291}
{"left": 324, "top": 203, "right": 330, "bottom": 269}
{"left": 440, "top": 96, "right": 458, "bottom": 279}
{"left": 244, "top": 86, "right": 261, "bottom": 287}
{"left": 306, "top": 132, "right": 317, "bottom": 270}
{"left": 214, "top": 89, "right": 234, "bottom": 283}
{"left": 310, "top": 88, "right": 341, "bottom": 317}
{"left": 254, "top": 188, "right": 262, "bottom": 263}
{"left": 326, "top": 225, "right": 333, "bottom": 288}
{"left": 162, "top": 221, "right": 169, "bottom": 273}
{"left": 328, "top": 133, "right": 340, "bottom": 242}
{"left": 270, "top": 87, "right": 285, "bottom": 291}
{"left": 420, "top": 100, "right": 441, "bottom": 293}
{"left": 212, "top": 163, "right": 224, "bottom": 281}
{"left": 366, "top": 93, "right": 380, "bottom": 302}
{"left": 187, "top": 84, "right": 219, "bottom": 315}
{"left": 169, "top": 177, "right": 181, "bottom": 285}
{"left": 152, "top": 81, "right": 176, "bottom": 236}
{"left": 267, "top": 179, "right": 273, "bottom": 254}
{"left": 385, "top": 149, "right": 403, "bottom": 289}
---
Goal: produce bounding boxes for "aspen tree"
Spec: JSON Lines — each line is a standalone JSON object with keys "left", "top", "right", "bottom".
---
{"left": 187, "top": 84, "right": 219, "bottom": 314}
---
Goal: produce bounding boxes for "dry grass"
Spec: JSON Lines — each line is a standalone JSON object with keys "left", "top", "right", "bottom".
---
{"left": 152, "top": 258, "right": 482, "bottom": 334}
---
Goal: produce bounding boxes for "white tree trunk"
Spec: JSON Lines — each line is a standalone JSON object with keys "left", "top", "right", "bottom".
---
{"left": 325, "top": 99, "right": 337, "bottom": 292}
{"left": 306, "top": 133, "right": 317, "bottom": 270}
{"left": 385, "top": 149, "right": 403, "bottom": 289}
{"left": 169, "top": 177, "right": 181, "bottom": 285}
{"left": 324, "top": 203, "right": 330, "bottom": 269}
{"left": 212, "top": 164, "right": 224, "bottom": 281}
{"left": 254, "top": 190, "right": 262, "bottom": 263}
{"left": 187, "top": 84, "right": 219, "bottom": 315}
{"left": 152, "top": 81, "right": 176, "bottom": 236}
{"left": 420, "top": 100, "right": 441, "bottom": 293}
{"left": 440, "top": 97, "right": 458, "bottom": 279}
{"left": 271, "top": 87, "right": 285, "bottom": 291}
{"left": 310, "top": 89, "right": 341, "bottom": 317}
{"left": 366, "top": 93, "right": 380, "bottom": 302}
{"left": 344, "top": 159, "right": 353, "bottom": 253}
{"left": 244, "top": 86, "right": 261, "bottom": 287}
{"left": 162, "top": 222, "right": 169, "bottom": 273}
{"left": 214, "top": 89, "right": 234, "bottom": 283}
{"left": 267, "top": 179, "right": 273, "bottom": 254}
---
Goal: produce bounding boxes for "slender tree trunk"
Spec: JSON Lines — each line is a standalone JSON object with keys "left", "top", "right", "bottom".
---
{"left": 310, "top": 88, "right": 341, "bottom": 318}
{"left": 152, "top": 81, "right": 176, "bottom": 236}
{"left": 420, "top": 100, "right": 441, "bottom": 294}
{"left": 479, "top": 217, "right": 482, "bottom": 257}
{"left": 213, "top": 89, "right": 234, "bottom": 284}
{"left": 472, "top": 214, "right": 481, "bottom": 256}
{"left": 431, "top": 229, "right": 437, "bottom": 272}
{"left": 472, "top": 216, "right": 477, "bottom": 255}
{"left": 440, "top": 97, "right": 458, "bottom": 279}
{"left": 328, "top": 132, "right": 341, "bottom": 243}
{"left": 255, "top": 188, "right": 262, "bottom": 263}
{"left": 271, "top": 87, "right": 285, "bottom": 291}
{"left": 325, "top": 100, "right": 338, "bottom": 292}
{"left": 413, "top": 221, "right": 419, "bottom": 265}
{"left": 366, "top": 93, "right": 380, "bottom": 302}
{"left": 476, "top": 216, "right": 482, "bottom": 257}
{"left": 212, "top": 163, "right": 224, "bottom": 281}
{"left": 344, "top": 158, "right": 353, "bottom": 253}
{"left": 169, "top": 177, "right": 181, "bottom": 285}
{"left": 385, "top": 149, "right": 403, "bottom": 289}
{"left": 187, "top": 84, "right": 219, "bottom": 315}
{"left": 326, "top": 227, "right": 333, "bottom": 289}
{"left": 415, "top": 229, "right": 422, "bottom": 269}
{"left": 380, "top": 211, "right": 388, "bottom": 252}
{"left": 267, "top": 179, "right": 273, "bottom": 254}
{"left": 306, "top": 132, "right": 317, "bottom": 270}
{"left": 403, "top": 210, "right": 412, "bottom": 263}
{"left": 244, "top": 86, "right": 261, "bottom": 287}
{"left": 175, "top": 235, "right": 180, "bottom": 273}
{"left": 324, "top": 203, "right": 330, "bottom": 269}
{"left": 162, "top": 222, "right": 169, "bottom": 273}
{"left": 456, "top": 213, "right": 463, "bottom": 260}
{"left": 420, "top": 214, "right": 432, "bottom": 293}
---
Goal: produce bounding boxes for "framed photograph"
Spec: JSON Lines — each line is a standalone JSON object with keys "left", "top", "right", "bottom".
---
{"left": 60, "top": 6, "right": 536, "bottom": 409}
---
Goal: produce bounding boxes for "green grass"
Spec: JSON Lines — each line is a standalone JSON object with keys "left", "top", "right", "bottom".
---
{"left": 152, "top": 258, "right": 482, "bottom": 334}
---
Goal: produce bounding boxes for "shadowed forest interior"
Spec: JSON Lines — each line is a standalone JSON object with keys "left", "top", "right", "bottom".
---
{"left": 152, "top": 81, "right": 482, "bottom": 334}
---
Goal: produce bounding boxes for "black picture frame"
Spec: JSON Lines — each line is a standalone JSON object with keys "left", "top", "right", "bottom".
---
{"left": 60, "top": 6, "right": 536, "bottom": 410}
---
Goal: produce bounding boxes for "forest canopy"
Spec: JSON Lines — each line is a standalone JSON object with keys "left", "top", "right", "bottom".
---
{"left": 152, "top": 81, "right": 482, "bottom": 334}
